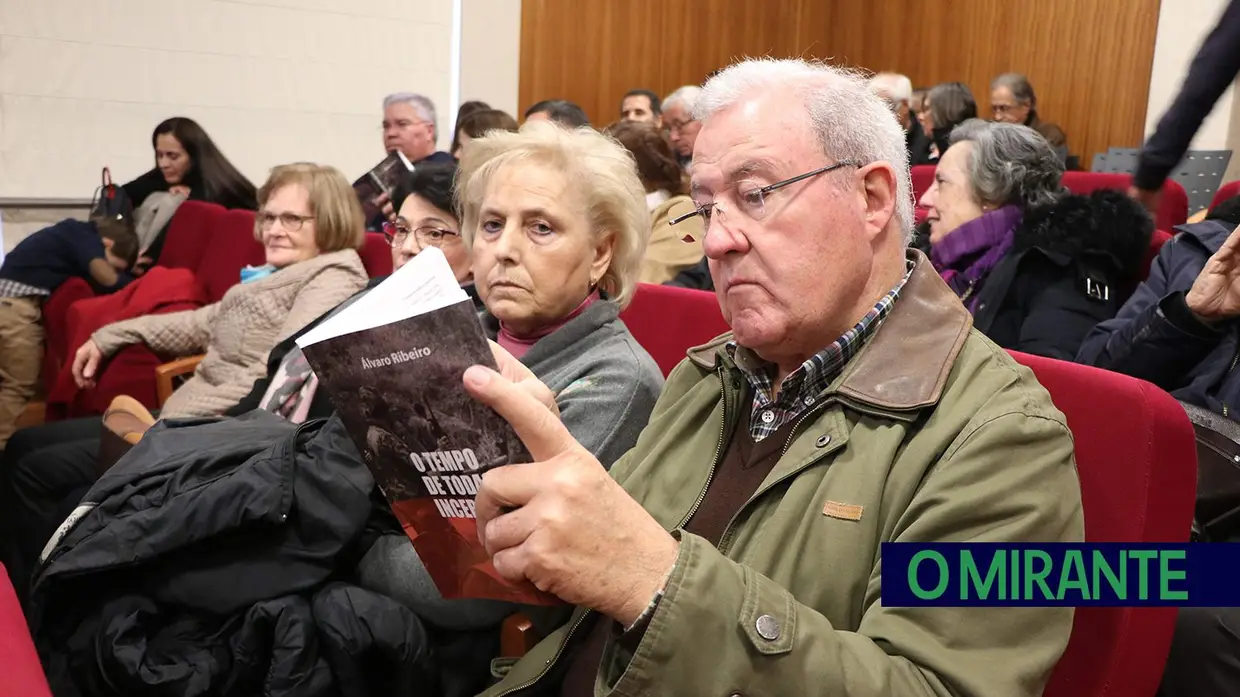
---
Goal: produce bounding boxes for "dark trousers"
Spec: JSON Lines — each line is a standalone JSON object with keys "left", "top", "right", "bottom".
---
{"left": 1157, "top": 606, "right": 1240, "bottom": 697}
{"left": 0, "top": 417, "right": 103, "bottom": 607}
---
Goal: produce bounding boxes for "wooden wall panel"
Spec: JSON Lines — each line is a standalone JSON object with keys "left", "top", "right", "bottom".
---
{"left": 518, "top": 0, "right": 1161, "bottom": 170}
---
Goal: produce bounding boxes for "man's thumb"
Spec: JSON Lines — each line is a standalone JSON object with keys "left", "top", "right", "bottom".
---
{"left": 463, "top": 365, "right": 574, "bottom": 461}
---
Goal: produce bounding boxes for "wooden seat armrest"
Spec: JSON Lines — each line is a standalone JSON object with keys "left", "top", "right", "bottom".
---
{"left": 154, "top": 355, "right": 205, "bottom": 407}
{"left": 501, "top": 612, "right": 541, "bottom": 658}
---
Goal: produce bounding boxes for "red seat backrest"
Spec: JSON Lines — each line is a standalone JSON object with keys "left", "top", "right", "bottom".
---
{"left": 195, "top": 209, "right": 265, "bottom": 302}
{"left": 1211, "top": 180, "right": 1240, "bottom": 210}
{"left": 0, "top": 564, "right": 52, "bottom": 697}
{"left": 618, "top": 283, "right": 730, "bottom": 377}
{"left": 911, "top": 165, "right": 935, "bottom": 204}
{"left": 158, "top": 200, "right": 227, "bottom": 270}
{"left": 1008, "top": 352, "right": 1197, "bottom": 697}
{"left": 359, "top": 232, "right": 394, "bottom": 278}
{"left": 1061, "top": 172, "right": 1188, "bottom": 231}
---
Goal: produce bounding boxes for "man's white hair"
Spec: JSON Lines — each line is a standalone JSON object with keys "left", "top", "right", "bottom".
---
{"left": 695, "top": 59, "right": 914, "bottom": 243}
{"left": 662, "top": 85, "right": 702, "bottom": 115}
{"left": 383, "top": 92, "right": 438, "bottom": 137}
{"left": 869, "top": 72, "right": 913, "bottom": 105}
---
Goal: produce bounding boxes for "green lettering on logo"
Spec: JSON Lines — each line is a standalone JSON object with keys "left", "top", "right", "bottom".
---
{"left": 1092, "top": 550, "right": 1127, "bottom": 600}
{"left": 909, "top": 550, "right": 949, "bottom": 600}
{"left": 1130, "top": 550, "right": 1158, "bottom": 600}
{"left": 1159, "top": 550, "right": 1188, "bottom": 601}
{"left": 1056, "top": 550, "right": 1090, "bottom": 601}
{"left": 1023, "top": 550, "right": 1055, "bottom": 600}
{"left": 961, "top": 550, "right": 1005, "bottom": 600}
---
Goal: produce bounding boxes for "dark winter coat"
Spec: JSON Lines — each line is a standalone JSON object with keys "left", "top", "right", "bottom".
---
{"left": 29, "top": 411, "right": 436, "bottom": 697}
{"left": 1077, "top": 219, "right": 1240, "bottom": 417}
{"left": 968, "top": 190, "right": 1153, "bottom": 360}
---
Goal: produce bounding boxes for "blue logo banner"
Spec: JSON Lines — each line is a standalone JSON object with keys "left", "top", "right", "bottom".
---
{"left": 881, "top": 543, "right": 1240, "bottom": 607}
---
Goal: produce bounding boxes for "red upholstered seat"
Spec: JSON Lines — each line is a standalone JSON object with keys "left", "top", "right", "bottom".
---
{"left": 618, "top": 283, "right": 730, "bottom": 377}
{"left": 359, "top": 232, "right": 394, "bottom": 277}
{"left": 1061, "top": 172, "right": 1188, "bottom": 231}
{"left": 1009, "top": 352, "right": 1197, "bottom": 697}
{"left": 0, "top": 564, "right": 52, "bottom": 697}
{"left": 1210, "top": 180, "right": 1240, "bottom": 210}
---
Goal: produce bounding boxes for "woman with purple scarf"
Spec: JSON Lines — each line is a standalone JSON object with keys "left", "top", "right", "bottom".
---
{"left": 919, "top": 120, "right": 1153, "bottom": 360}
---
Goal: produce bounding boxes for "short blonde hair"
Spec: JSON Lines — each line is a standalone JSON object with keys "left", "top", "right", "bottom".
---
{"left": 457, "top": 122, "right": 649, "bottom": 308}
{"left": 256, "top": 163, "right": 364, "bottom": 252}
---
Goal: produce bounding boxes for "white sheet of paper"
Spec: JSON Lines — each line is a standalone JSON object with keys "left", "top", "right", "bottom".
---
{"left": 296, "top": 246, "right": 468, "bottom": 347}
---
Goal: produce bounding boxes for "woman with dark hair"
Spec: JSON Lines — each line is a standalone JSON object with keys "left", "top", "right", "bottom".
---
{"left": 123, "top": 117, "right": 258, "bottom": 210}
{"left": 605, "top": 120, "right": 704, "bottom": 283}
{"left": 451, "top": 109, "right": 519, "bottom": 159}
{"left": 122, "top": 117, "right": 259, "bottom": 269}
{"left": 917, "top": 82, "right": 978, "bottom": 163}
{"left": 449, "top": 101, "right": 492, "bottom": 155}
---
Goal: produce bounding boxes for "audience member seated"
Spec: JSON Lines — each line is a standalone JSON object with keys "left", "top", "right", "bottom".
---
{"left": 366, "top": 92, "right": 457, "bottom": 230}
{"left": 357, "top": 122, "right": 664, "bottom": 650}
{"left": 450, "top": 99, "right": 492, "bottom": 155}
{"left": 385, "top": 163, "right": 478, "bottom": 293}
{"left": 122, "top": 117, "right": 259, "bottom": 271}
{"left": 921, "top": 120, "right": 1151, "bottom": 359}
{"left": 620, "top": 88, "right": 662, "bottom": 125}
{"left": 661, "top": 85, "right": 703, "bottom": 169}
{"left": 0, "top": 217, "right": 139, "bottom": 449}
{"left": 468, "top": 58, "right": 1082, "bottom": 697}
{"left": 605, "top": 120, "right": 705, "bottom": 283}
{"left": 451, "top": 109, "right": 519, "bottom": 159}
{"left": 990, "top": 72, "right": 1068, "bottom": 151}
{"left": 1075, "top": 196, "right": 1240, "bottom": 697}
{"left": 870, "top": 71, "right": 931, "bottom": 166}
{"left": 523, "top": 99, "right": 591, "bottom": 128}
{"left": 0, "top": 162, "right": 370, "bottom": 604}
{"left": 919, "top": 81, "right": 977, "bottom": 164}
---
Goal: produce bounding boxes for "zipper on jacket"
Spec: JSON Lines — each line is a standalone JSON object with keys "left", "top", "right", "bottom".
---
{"left": 677, "top": 365, "right": 732, "bottom": 529}
{"left": 496, "top": 367, "right": 732, "bottom": 696}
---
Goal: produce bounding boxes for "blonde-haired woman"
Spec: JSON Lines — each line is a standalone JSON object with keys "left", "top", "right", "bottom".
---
{"left": 358, "top": 121, "right": 665, "bottom": 632}
{"left": 0, "top": 163, "right": 369, "bottom": 603}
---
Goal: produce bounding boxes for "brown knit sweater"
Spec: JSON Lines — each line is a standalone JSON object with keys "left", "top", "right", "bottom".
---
{"left": 92, "top": 249, "right": 368, "bottom": 418}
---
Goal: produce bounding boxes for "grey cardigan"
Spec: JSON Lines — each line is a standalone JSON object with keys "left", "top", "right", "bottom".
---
{"left": 358, "top": 299, "right": 664, "bottom": 629}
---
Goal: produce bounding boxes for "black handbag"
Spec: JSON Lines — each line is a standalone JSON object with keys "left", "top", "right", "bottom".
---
{"left": 1181, "top": 401, "right": 1240, "bottom": 541}
{"left": 89, "top": 167, "right": 134, "bottom": 223}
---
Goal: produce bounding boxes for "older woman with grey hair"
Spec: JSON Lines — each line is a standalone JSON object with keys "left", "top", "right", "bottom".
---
{"left": 920, "top": 119, "right": 1152, "bottom": 359}
{"left": 918, "top": 81, "right": 977, "bottom": 163}
{"left": 357, "top": 121, "right": 664, "bottom": 644}
{"left": 990, "top": 72, "right": 1068, "bottom": 149}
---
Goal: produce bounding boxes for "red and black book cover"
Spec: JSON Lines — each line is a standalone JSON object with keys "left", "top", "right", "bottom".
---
{"left": 300, "top": 296, "right": 559, "bottom": 605}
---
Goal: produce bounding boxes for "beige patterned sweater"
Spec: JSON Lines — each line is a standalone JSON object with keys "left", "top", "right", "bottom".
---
{"left": 92, "top": 249, "right": 368, "bottom": 418}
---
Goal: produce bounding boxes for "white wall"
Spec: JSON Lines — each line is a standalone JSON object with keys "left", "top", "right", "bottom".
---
{"left": 458, "top": 0, "right": 521, "bottom": 118}
{"left": 1144, "top": 0, "right": 1235, "bottom": 150}
{"left": 0, "top": 0, "right": 456, "bottom": 200}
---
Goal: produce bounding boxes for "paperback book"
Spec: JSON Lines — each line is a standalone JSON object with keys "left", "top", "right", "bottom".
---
{"left": 297, "top": 248, "right": 556, "bottom": 605}
{"left": 353, "top": 150, "right": 414, "bottom": 223}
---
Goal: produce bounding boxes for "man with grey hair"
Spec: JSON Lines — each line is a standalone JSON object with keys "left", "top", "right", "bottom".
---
{"left": 870, "top": 71, "right": 932, "bottom": 166}
{"left": 381, "top": 92, "right": 453, "bottom": 165}
{"left": 468, "top": 58, "right": 1082, "bottom": 697}
{"left": 661, "top": 85, "right": 702, "bottom": 167}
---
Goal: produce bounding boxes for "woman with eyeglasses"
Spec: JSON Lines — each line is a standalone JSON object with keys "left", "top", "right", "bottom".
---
{"left": 0, "top": 163, "right": 368, "bottom": 602}
{"left": 355, "top": 122, "right": 664, "bottom": 648}
{"left": 383, "top": 162, "right": 477, "bottom": 296}
{"left": 919, "top": 120, "right": 1151, "bottom": 360}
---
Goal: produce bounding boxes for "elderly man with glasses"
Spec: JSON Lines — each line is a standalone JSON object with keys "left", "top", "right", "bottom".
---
{"left": 466, "top": 58, "right": 1083, "bottom": 697}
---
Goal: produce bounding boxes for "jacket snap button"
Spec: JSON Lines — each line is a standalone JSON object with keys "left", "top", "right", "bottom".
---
{"left": 815, "top": 435, "right": 831, "bottom": 448}
{"left": 755, "top": 614, "right": 780, "bottom": 640}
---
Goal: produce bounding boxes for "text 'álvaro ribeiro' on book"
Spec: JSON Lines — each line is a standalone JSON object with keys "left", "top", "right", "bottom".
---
{"left": 360, "top": 347, "right": 433, "bottom": 370}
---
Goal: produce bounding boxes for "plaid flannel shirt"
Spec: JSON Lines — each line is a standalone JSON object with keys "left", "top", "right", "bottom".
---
{"left": 0, "top": 279, "right": 49, "bottom": 299}
{"left": 728, "top": 263, "right": 914, "bottom": 442}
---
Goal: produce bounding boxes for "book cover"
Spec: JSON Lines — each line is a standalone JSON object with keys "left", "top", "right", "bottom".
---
{"left": 296, "top": 249, "right": 557, "bottom": 605}
{"left": 353, "top": 151, "right": 414, "bottom": 223}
